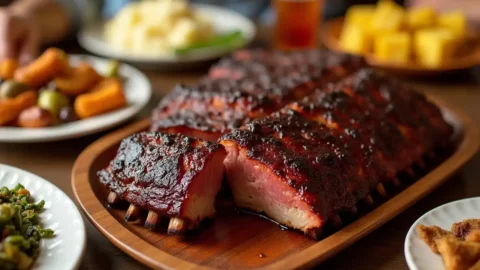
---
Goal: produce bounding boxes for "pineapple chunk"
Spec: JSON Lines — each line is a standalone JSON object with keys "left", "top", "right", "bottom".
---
{"left": 370, "top": 0, "right": 405, "bottom": 33}
{"left": 406, "top": 7, "right": 437, "bottom": 30}
{"left": 340, "top": 23, "right": 371, "bottom": 55}
{"left": 438, "top": 11, "right": 467, "bottom": 38}
{"left": 374, "top": 32, "right": 411, "bottom": 64}
{"left": 345, "top": 5, "right": 376, "bottom": 30}
{"left": 414, "top": 28, "right": 457, "bottom": 67}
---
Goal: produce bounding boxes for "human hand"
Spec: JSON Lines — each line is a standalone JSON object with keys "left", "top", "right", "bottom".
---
{"left": 0, "top": 8, "right": 40, "bottom": 65}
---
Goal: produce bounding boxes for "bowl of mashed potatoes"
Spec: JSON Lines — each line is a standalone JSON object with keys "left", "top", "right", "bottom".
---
{"left": 78, "top": 0, "right": 256, "bottom": 69}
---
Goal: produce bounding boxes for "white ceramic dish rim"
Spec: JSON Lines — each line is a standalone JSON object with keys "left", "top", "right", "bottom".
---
{"left": 0, "top": 54, "right": 152, "bottom": 143}
{"left": 78, "top": 4, "right": 256, "bottom": 64}
{"left": 0, "top": 163, "right": 87, "bottom": 270}
{"left": 404, "top": 197, "right": 480, "bottom": 270}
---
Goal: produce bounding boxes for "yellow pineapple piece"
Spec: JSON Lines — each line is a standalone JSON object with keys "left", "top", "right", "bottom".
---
{"left": 345, "top": 5, "right": 376, "bottom": 30}
{"left": 406, "top": 7, "right": 437, "bottom": 30}
{"left": 438, "top": 11, "right": 467, "bottom": 38}
{"left": 340, "top": 23, "right": 371, "bottom": 55}
{"left": 370, "top": 0, "right": 405, "bottom": 33}
{"left": 414, "top": 28, "right": 457, "bottom": 67}
{"left": 374, "top": 32, "right": 411, "bottom": 64}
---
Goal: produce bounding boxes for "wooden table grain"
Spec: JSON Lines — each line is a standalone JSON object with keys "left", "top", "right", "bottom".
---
{"left": 0, "top": 55, "right": 479, "bottom": 269}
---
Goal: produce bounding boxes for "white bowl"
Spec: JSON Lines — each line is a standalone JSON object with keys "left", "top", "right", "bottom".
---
{"left": 405, "top": 197, "right": 480, "bottom": 270}
{"left": 0, "top": 54, "right": 151, "bottom": 143}
{"left": 0, "top": 163, "right": 86, "bottom": 270}
{"left": 78, "top": 4, "right": 256, "bottom": 70}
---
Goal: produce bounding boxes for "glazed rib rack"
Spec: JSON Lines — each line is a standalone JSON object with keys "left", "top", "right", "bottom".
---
{"left": 220, "top": 69, "right": 453, "bottom": 238}
{"left": 99, "top": 49, "right": 453, "bottom": 238}
{"left": 151, "top": 49, "right": 365, "bottom": 141}
{"left": 98, "top": 132, "right": 226, "bottom": 234}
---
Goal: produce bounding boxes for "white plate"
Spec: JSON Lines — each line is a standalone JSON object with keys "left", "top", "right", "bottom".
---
{"left": 0, "top": 54, "right": 151, "bottom": 143}
{"left": 78, "top": 4, "right": 256, "bottom": 69}
{"left": 0, "top": 163, "right": 86, "bottom": 270}
{"left": 405, "top": 197, "right": 480, "bottom": 270}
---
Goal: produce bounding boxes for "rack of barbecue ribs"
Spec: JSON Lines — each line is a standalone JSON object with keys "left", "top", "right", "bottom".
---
{"left": 220, "top": 69, "right": 453, "bottom": 238}
{"left": 98, "top": 132, "right": 226, "bottom": 234}
{"left": 99, "top": 48, "right": 453, "bottom": 238}
{"left": 151, "top": 49, "right": 365, "bottom": 141}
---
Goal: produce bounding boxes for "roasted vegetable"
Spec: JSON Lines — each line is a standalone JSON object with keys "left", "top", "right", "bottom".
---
{"left": 0, "top": 91, "right": 37, "bottom": 126}
{"left": 18, "top": 107, "right": 55, "bottom": 128}
{"left": 174, "top": 30, "right": 244, "bottom": 55}
{"left": 0, "top": 184, "right": 54, "bottom": 270}
{"left": 105, "top": 60, "right": 120, "bottom": 77}
{"left": 74, "top": 78, "right": 126, "bottom": 119}
{"left": 58, "top": 107, "right": 78, "bottom": 123}
{"left": 38, "top": 90, "right": 70, "bottom": 116}
{"left": 54, "top": 62, "right": 102, "bottom": 96}
{"left": 0, "top": 81, "right": 29, "bottom": 99}
{"left": 14, "top": 48, "right": 69, "bottom": 87}
{"left": 0, "top": 59, "right": 19, "bottom": 80}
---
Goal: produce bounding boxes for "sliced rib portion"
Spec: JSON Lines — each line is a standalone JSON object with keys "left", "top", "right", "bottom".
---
{"left": 98, "top": 132, "right": 226, "bottom": 232}
{"left": 220, "top": 110, "right": 365, "bottom": 235}
{"left": 220, "top": 69, "right": 453, "bottom": 238}
{"left": 151, "top": 49, "right": 365, "bottom": 140}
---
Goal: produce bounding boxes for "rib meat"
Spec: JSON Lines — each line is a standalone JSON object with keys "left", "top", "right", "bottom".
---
{"left": 151, "top": 49, "right": 365, "bottom": 141}
{"left": 220, "top": 69, "right": 453, "bottom": 237}
{"left": 98, "top": 132, "right": 226, "bottom": 230}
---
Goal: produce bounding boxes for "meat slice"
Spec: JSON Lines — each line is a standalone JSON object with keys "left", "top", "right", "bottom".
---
{"left": 220, "top": 69, "right": 453, "bottom": 238}
{"left": 220, "top": 110, "right": 366, "bottom": 237}
{"left": 208, "top": 48, "right": 364, "bottom": 80}
{"left": 98, "top": 132, "right": 226, "bottom": 233}
{"left": 151, "top": 49, "right": 365, "bottom": 140}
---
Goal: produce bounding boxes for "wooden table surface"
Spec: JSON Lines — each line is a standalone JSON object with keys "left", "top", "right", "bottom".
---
{"left": 0, "top": 50, "right": 479, "bottom": 269}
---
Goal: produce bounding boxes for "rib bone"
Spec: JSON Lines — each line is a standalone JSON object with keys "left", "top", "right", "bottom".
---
{"left": 125, "top": 204, "right": 142, "bottom": 221}
{"left": 145, "top": 211, "right": 161, "bottom": 230}
{"left": 167, "top": 217, "right": 187, "bottom": 235}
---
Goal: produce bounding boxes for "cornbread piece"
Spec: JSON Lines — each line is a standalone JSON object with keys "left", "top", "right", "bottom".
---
{"left": 152, "top": 49, "right": 365, "bottom": 140}
{"left": 438, "top": 11, "right": 467, "bottom": 38}
{"left": 370, "top": 0, "right": 405, "bottom": 33}
{"left": 466, "top": 230, "right": 480, "bottom": 243}
{"left": 417, "top": 224, "right": 453, "bottom": 253}
{"left": 452, "top": 219, "right": 480, "bottom": 239}
{"left": 98, "top": 132, "right": 226, "bottom": 233}
{"left": 406, "top": 7, "right": 437, "bottom": 30}
{"left": 340, "top": 24, "right": 372, "bottom": 55}
{"left": 414, "top": 28, "right": 457, "bottom": 68}
{"left": 373, "top": 32, "right": 411, "bottom": 64}
{"left": 436, "top": 235, "right": 480, "bottom": 270}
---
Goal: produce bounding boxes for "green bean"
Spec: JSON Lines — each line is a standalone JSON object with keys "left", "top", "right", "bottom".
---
{"left": 174, "top": 30, "right": 244, "bottom": 55}
{"left": 0, "top": 184, "right": 54, "bottom": 270}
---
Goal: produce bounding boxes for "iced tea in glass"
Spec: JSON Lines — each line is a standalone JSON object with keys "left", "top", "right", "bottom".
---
{"left": 274, "top": 0, "right": 323, "bottom": 50}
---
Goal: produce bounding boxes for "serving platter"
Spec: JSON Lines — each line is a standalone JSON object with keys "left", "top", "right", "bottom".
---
{"left": 78, "top": 4, "right": 256, "bottom": 70}
{"left": 323, "top": 18, "right": 480, "bottom": 76}
{"left": 0, "top": 54, "right": 151, "bottom": 143}
{"left": 71, "top": 94, "right": 479, "bottom": 270}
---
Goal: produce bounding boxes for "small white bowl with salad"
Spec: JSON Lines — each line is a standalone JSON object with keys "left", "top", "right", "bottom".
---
{"left": 78, "top": 0, "right": 256, "bottom": 69}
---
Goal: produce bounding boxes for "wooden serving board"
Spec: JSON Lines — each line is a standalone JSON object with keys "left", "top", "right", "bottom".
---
{"left": 72, "top": 94, "right": 479, "bottom": 270}
{"left": 323, "top": 18, "right": 480, "bottom": 76}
